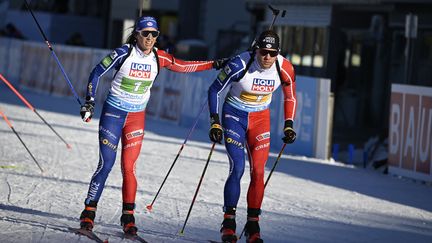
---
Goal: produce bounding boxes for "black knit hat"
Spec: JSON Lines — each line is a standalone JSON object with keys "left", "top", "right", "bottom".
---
{"left": 255, "top": 30, "right": 280, "bottom": 50}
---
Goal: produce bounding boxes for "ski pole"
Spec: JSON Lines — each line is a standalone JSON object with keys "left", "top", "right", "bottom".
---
{"left": 268, "top": 5, "right": 286, "bottom": 30}
{"left": 264, "top": 143, "right": 287, "bottom": 187}
{"left": 23, "top": 0, "right": 82, "bottom": 106}
{"left": 147, "top": 100, "right": 207, "bottom": 211}
{"left": 0, "top": 74, "right": 71, "bottom": 149}
{"left": 239, "top": 143, "right": 287, "bottom": 239}
{"left": 179, "top": 142, "right": 216, "bottom": 235}
{"left": 249, "top": 5, "right": 286, "bottom": 50}
{"left": 0, "top": 109, "right": 44, "bottom": 173}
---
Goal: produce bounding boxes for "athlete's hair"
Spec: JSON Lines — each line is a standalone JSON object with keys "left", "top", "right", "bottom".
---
{"left": 124, "top": 20, "right": 138, "bottom": 45}
{"left": 126, "top": 31, "right": 137, "bottom": 45}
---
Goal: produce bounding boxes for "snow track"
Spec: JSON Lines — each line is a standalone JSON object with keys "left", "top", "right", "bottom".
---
{"left": 0, "top": 90, "right": 432, "bottom": 242}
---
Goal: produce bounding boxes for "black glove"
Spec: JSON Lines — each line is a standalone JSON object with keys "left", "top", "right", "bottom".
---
{"left": 209, "top": 113, "right": 223, "bottom": 144}
{"left": 212, "top": 58, "right": 229, "bottom": 70}
{"left": 80, "top": 97, "right": 95, "bottom": 122}
{"left": 282, "top": 120, "right": 296, "bottom": 144}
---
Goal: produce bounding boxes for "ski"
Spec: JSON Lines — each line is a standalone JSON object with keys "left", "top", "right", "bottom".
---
{"left": 122, "top": 232, "right": 148, "bottom": 243}
{"left": 69, "top": 228, "right": 109, "bottom": 243}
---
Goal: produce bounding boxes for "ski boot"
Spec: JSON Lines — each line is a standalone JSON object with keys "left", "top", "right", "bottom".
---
{"left": 220, "top": 207, "right": 237, "bottom": 243}
{"left": 79, "top": 201, "right": 97, "bottom": 231}
{"left": 121, "top": 203, "right": 138, "bottom": 235}
{"left": 245, "top": 208, "right": 263, "bottom": 243}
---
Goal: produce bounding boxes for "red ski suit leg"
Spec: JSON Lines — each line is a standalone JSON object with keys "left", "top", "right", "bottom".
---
{"left": 121, "top": 111, "right": 145, "bottom": 204}
{"left": 246, "top": 109, "right": 270, "bottom": 209}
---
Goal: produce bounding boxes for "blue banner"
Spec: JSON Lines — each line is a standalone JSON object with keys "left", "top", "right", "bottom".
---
{"left": 270, "top": 76, "right": 318, "bottom": 157}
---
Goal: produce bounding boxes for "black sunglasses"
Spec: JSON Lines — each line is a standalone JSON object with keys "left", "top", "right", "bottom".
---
{"left": 139, "top": 30, "right": 160, "bottom": 38}
{"left": 259, "top": 49, "right": 278, "bottom": 57}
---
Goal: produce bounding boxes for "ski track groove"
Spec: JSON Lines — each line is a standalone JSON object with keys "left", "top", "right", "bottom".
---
{"left": 2, "top": 216, "right": 124, "bottom": 242}
{"left": 2, "top": 96, "right": 432, "bottom": 243}
{"left": 173, "top": 177, "right": 181, "bottom": 222}
{"left": 41, "top": 202, "right": 55, "bottom": 242}
{"left": 19, "top": 177, "right": 54, "bottom": 205}
{"left": 174, "top": 197, "right": 182, "bottom": 232}
{"left": 39, "top": 222, "right": 48, "bottom": 243}
{"left": 107, "top": 204, "right": 121, "bottom": 231}
{"left": 13, "top": 181, "right": 38, "bottom": 205}
{"left": 6, "top": 178, "right": 12, "bottom": 203}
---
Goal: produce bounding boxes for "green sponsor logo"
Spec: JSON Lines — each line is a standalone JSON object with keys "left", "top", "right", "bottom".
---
{"left": 218, "top": 70, "right": 227, "bottom": 81}
{"left": 120, "top": 77, "right": 152, "bottom": 94}
{"left": 102, "top": 56, "right": 113, "bottom": 68}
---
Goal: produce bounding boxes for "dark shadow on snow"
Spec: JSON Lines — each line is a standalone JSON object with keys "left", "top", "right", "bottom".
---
{"left": 266, "top": 155, "right": 432, "bottom": 213}
{"left": 0, "top": 170, "right": 153, "bottom": 195}
{"left": 2, "top": 87, "right": 432, "bottom": 214}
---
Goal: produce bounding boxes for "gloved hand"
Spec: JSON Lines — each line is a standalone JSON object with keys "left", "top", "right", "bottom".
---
{"left": 212, "top": 58, "right": 229, "bottom": 70}
{"left": 282, "top": 120, "right": 296, "bottom": 144}
{"left": 209, "top": 113, "right": 223, "bottom": 144}
{"left": 80, "top": 97, "right": 95, "bottom": 122}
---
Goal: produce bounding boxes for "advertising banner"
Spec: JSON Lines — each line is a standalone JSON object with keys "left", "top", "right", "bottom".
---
{"left": 389, "top": 84, "right": 432, "bottom": 182}
{"left": 0, "top": 38, "right": 333, "bottom": 159}
{"left": 270, "top": 76, "right": 331, "bottom": 159}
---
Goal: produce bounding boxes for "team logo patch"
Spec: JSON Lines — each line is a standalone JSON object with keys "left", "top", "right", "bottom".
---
{"left": 125, "top": 129, "right": 144, "bottom": 140}
{"left": 251, "top": 78, "right": 275, "bottom": 92}
{"left": 110, "top": 51, "right": 118, "bottom": 59}
{"left": 129, "top": 62, "right": 151, "bottom": 78}
{"left": 256, "top": 132, "right": 270, "bottom": 141}
{"left": 224, "top": 65, "right": 232, "bottom": 75}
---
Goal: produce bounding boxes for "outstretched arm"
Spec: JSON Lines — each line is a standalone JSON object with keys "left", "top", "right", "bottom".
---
{"left": 157, "top": 50, "right": 214, "bottom": 73}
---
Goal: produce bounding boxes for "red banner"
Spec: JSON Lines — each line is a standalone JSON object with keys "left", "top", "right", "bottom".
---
{"left": 389, "top": 84, "right": 432, "bottom": 181}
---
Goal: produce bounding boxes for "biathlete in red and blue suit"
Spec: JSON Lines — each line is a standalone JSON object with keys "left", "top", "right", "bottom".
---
{"left": 78, "top": 16, "right": 225, "bottom": 235}
{"left": 207, "top": 30, "right": 297, "bottom": 243}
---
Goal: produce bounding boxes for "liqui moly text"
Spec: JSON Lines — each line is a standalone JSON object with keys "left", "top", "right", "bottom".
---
{"left": 129, "top": 63, "right": 151, "bottom": 78}
{"left": 252, "top": 78, "right": 275, "bottom": 92}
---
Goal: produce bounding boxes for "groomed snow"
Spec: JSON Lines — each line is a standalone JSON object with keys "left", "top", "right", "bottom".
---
{"left": 0, "top": 89, "right": 431, "bottom": 243}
